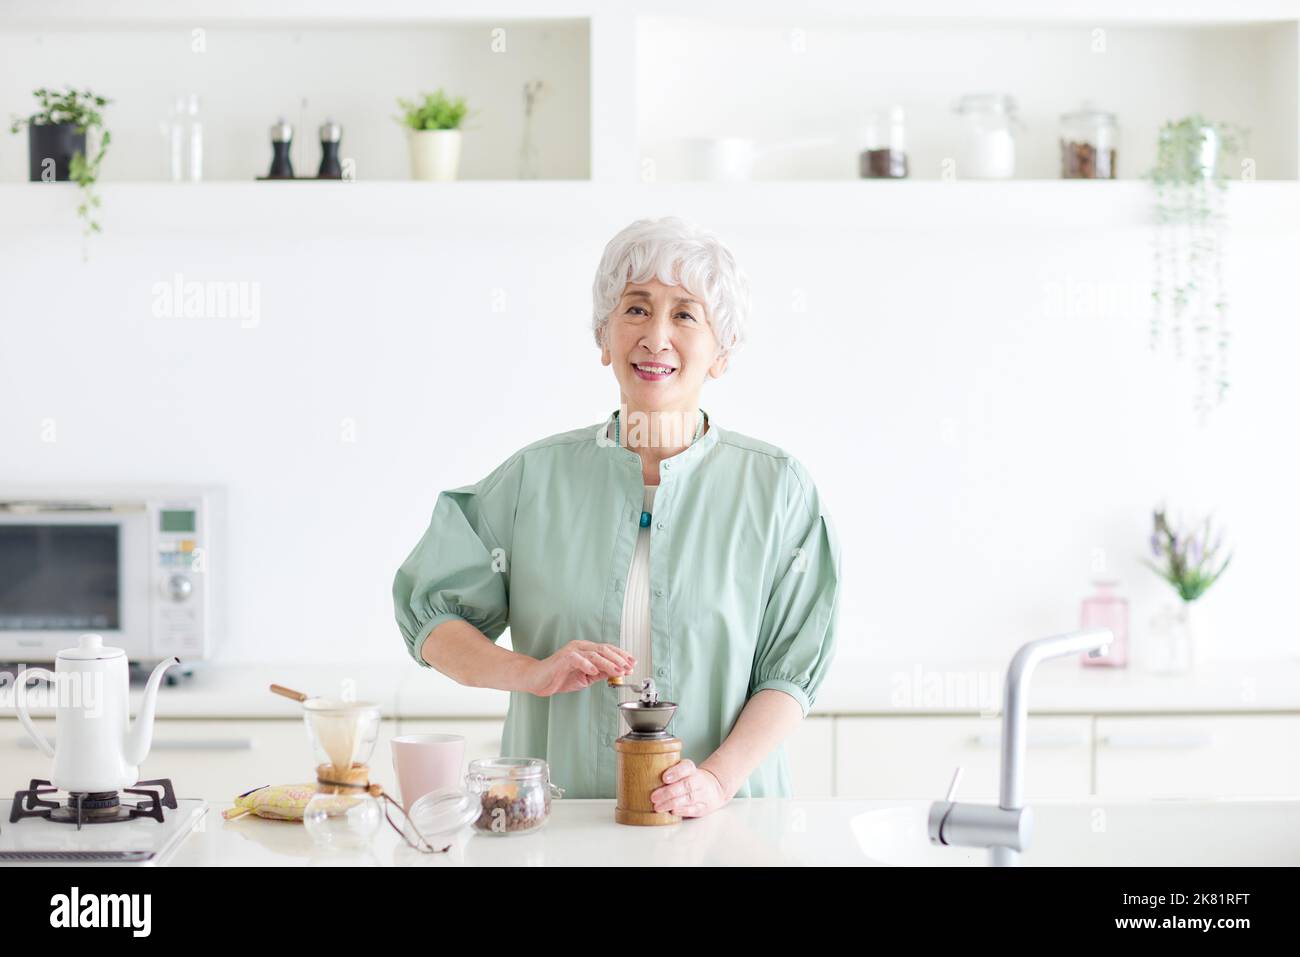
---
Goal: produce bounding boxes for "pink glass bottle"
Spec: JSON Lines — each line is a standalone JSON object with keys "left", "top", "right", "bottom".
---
{"left": 1080, "top": 580, "right": 1129, "bottom": 667}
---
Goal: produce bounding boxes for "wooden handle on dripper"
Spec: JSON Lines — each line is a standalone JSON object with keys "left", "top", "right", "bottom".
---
{"left": 270, "top": 683, "right": 310, "bottom": 702}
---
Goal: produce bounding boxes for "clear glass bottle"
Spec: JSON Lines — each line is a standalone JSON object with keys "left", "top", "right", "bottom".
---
{"left": 858, "top": 106, "right": 908, "bottom": 179}
{"left": 185, "top": 94, "right": 203, "bottom": 182}
{"left": 1080, "top": 580, "right": 1129, "bottom": 667}
{"left": 953, "top": 93, "right": 1019, "bottom": 179}
{"left": 465, "top": 757, "right": 563, "bottom": 835}
{"left": 1060, "top": 105, "right": 1117, "bottom": 179}
{"left": 164, "top": 97, "right": 186, "bottom": 181}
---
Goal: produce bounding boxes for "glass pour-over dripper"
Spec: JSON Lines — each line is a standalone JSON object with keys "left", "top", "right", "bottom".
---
{"left": 271, "top": 684, "right": 455, "bottom": 853}
{"left": 301, "top": 698, "right": 384, "bottom": 848}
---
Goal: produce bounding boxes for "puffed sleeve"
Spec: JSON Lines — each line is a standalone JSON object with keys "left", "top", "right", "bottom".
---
{"left": 392, "top": 452, "right": 525, "bottom": 669}
{"left": 750, "top": 457, "right": 841, "bottom": 716}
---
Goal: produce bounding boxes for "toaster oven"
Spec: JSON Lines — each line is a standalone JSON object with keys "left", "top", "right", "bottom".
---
{"left": 0, "top": 487, "right": 218, "bottom": 664}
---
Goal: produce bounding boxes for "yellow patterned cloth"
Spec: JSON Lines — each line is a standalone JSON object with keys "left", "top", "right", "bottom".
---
{"left": 222, "top": 784, "right": 318, "bottom": 821}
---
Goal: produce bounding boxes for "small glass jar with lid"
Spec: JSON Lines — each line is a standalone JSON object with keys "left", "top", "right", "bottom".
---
{"left": 953, "top": 93, "right": 1020, "bottom": 179}
{"left": 1060, "top": 105, "right": 1117, "bottom": 179}
{"left": 858, "top": 106, "right": 908, "bottom": 179}
{"left": 464, "top": 757, "right": 563, "bottom": 835}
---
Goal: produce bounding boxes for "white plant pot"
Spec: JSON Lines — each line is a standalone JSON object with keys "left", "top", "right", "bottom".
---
{"left": 408, "top": 129, "right": 463, "bottom": 181}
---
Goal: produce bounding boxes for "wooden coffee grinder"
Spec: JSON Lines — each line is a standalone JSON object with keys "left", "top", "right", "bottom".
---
{"left": 608, "top": 676, "right": 682, "bottom": 826}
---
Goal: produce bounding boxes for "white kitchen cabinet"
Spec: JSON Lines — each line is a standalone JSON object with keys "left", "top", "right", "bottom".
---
{"left": 393, "top": 716, "right": 835, "bottom": 798}
{"left": 787, "top": 716, "right": 834, "bottom": 798}
{"left": 1095, "top": 715, "right": 1300, "bottom": 798}
{"left": 1, "top": 718, "right": 398, "bottom": 803}
{"left": 3, "top": 718, "right": 57, "bottom": 792}
{"left": 835, "top": 716, "right": 1093, "bottom": 799}
{"left": 7, "top": 710, "right": 1299, "bottom": 806}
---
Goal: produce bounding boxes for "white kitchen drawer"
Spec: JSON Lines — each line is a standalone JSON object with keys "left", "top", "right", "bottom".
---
{"left": 835, "top": 716, "right": 1092, "bottom": 799}
{"left": 2, "top": 717, "right": 398, "bottom": 802}
{"left": 1095, "top": 715, "right": 1300, "bottom": 798}
{"left": 786, "top": 716, "right": 833, "bottom": 798}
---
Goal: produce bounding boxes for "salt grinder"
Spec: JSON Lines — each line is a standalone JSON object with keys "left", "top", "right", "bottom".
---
{"left": 267, "top": 117, "right": 294, "bottom": 178}
{"left": 608, "top": 676, "right": 682, "bottom": 826}
{"left": 318, "top": 118, "right": 343, "bottom": 179}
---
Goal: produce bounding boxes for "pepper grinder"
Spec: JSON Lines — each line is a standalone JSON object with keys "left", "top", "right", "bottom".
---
{"left": 318, "top": 118, "right": 342, "bottom": 179}
{"left": 267, "top": 117, "right": 294, "bottom": 179}
{"left": 608, "top": 676, "right": 682, "bottom": 826}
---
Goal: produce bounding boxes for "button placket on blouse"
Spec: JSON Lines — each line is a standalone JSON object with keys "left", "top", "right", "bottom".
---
{"left": 600, "top": 409, "right": 714, "bottom": 747}
{"left": 647, "top": 433, "right": 712, "bottom": 699}
{"left": 649, "top": 469, "right": 672, "bottom": 703}
{"left": 598, "top": 454, "right": 643, "bottom": 775}
{"left": 624, "top": 458, "right": 649, "bottom": 735}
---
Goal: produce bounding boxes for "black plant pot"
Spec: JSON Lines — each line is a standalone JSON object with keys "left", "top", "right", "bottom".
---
{"left": 27, "top": 122, "right": 86, "bottom": 182}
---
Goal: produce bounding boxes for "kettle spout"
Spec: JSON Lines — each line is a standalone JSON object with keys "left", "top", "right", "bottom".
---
{"left": 124, "top": 657, "right": 180, "bottom": 768}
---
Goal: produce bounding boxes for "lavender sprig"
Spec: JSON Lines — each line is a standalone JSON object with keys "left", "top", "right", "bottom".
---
{"left": 1140, "top": 506, "right": 1232, "bottom": 602}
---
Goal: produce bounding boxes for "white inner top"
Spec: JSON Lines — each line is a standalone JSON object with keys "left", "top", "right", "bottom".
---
{"left": 618, "top": 483, "right": 657, "bottom": 736}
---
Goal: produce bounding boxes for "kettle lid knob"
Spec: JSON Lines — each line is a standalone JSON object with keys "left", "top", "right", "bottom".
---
{"left": 57, "top": 632, "right": 123, "bottom": 660}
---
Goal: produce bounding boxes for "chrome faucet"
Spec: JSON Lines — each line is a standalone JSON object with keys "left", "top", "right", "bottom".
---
{"left": 928, "top": 628, "right": 1113, "bottom": 866}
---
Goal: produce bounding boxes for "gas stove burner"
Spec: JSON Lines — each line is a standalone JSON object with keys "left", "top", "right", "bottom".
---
{"left": 9, "top": 778, "right": 177, "bottom": 829}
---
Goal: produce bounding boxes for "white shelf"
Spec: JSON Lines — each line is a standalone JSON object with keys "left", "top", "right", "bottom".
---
{"left": 2, "top": 2, "right": 1296, "bottom": 187}
{"left": 4, "top": 0, "right": 1300, "bottom": 25}
{"left": 2, "top": 179, "right": 1296, "bottom": 236}
{"left": 0, "top": 18, "right": 592, "bottom": 183}
{"left": 638, "top": 17, "right": 1300, "bottom": 182}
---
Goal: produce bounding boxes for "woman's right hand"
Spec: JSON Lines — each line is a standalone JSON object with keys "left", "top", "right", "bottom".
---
{"left": 525, "top": 641, "right": 635, "bottom": 696}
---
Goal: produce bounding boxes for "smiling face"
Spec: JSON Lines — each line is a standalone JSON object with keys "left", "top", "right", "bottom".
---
{"left": 600, "top": 277, "right": 729, "bottom": 414}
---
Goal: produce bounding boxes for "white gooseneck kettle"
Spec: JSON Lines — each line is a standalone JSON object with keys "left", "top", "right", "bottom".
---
{"left": 13, "top": 634, "right": 179, "bottom": 793}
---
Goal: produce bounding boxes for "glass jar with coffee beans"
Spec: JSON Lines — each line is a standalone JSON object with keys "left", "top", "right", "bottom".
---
{"left": 858, "top": 106, "right": 908, "bottom": 179}
{"left": 465, "top": 757, "right": 564, "bottom": 835}
{"left": 1060, "top": 106, "right": 1117, "bottom": 179}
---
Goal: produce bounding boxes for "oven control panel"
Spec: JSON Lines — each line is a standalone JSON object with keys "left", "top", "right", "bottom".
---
{"left": 150, "top": 499, "right": 208, "bottom": 658}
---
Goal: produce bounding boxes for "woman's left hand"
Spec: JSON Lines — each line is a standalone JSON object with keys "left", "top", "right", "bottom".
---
{"left": 650, "top": 759, "right": 731, "bottom": 818}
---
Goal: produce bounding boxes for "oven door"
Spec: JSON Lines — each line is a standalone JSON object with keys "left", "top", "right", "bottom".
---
{"left": 0, "top": 504, "right": 151, "bottom": 662}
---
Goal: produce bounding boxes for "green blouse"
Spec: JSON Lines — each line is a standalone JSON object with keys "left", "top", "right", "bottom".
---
{"left": 392, "top": 408, "right": 841, "bottom": 799}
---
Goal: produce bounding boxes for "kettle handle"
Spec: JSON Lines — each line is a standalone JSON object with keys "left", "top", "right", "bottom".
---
{"left": 13, "top": 668, "right": 56, "bottom": 758}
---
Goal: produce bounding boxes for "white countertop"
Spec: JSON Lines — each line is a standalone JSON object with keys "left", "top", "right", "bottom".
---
{"left": 4, "top": 655, "right": 1299, "bottom": 720}
{"left": 170, "top": 795, "right": 1300, "bottom": 867}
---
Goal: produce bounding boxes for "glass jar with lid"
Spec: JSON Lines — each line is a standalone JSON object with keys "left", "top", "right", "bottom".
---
{"left": 1060, "top": 105, "right": 1117, "bottom": 179}
{"left": 465, "top": 757, "right": 564, "bottom": 835}
{"left": 953, "top": 93, "right": 1020, "bottom": 179}
{"left": 858, "top": 106, "right": 908, "bottom": 179}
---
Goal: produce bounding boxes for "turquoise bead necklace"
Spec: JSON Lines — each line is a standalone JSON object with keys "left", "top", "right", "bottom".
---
{"left": 614, "top": 408, "right": 705, "bottom": 528}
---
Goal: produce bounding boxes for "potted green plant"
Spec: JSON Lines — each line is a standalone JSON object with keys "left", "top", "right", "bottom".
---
{"left": 1141, "top": 507, "right": 1232, "bottom": 672}
{"left": 10, "top": 86, "right": 112, "bottom": 235}
{"left": 395, "top": 89, "right": 471, "bottom": 181}
{"left": 1146, "top": 115, "right": 1246, "bottom": 422}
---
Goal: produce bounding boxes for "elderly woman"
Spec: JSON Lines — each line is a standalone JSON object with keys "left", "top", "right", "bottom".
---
{"left": 393, "top": 216, "right": 840, "bottom": 817}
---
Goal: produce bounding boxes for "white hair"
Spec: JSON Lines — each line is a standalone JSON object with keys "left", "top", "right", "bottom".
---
{"left": 591, "top": 216, "right": 750, "bottom": 359}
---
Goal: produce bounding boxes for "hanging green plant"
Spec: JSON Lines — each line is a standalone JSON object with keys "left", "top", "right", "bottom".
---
{"left": 1146, "top": 115, "right": 1246, "bottom": 422}
{"left": 10, "top": 86, "right": 112, "bottom": 241}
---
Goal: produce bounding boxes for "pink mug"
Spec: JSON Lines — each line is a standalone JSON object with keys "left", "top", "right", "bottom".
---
{"left": 391, "top": 733, "right": 466, "bottom": 812}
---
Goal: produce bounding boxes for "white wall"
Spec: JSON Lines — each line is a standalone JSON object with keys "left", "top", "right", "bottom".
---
{"left": 2, "top": 182, "right": 1298, "bottom": 666}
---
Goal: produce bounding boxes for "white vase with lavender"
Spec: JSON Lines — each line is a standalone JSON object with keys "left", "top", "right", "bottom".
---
{"left": 1141, "top": 507, "right": 1231, "bottom": 673}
